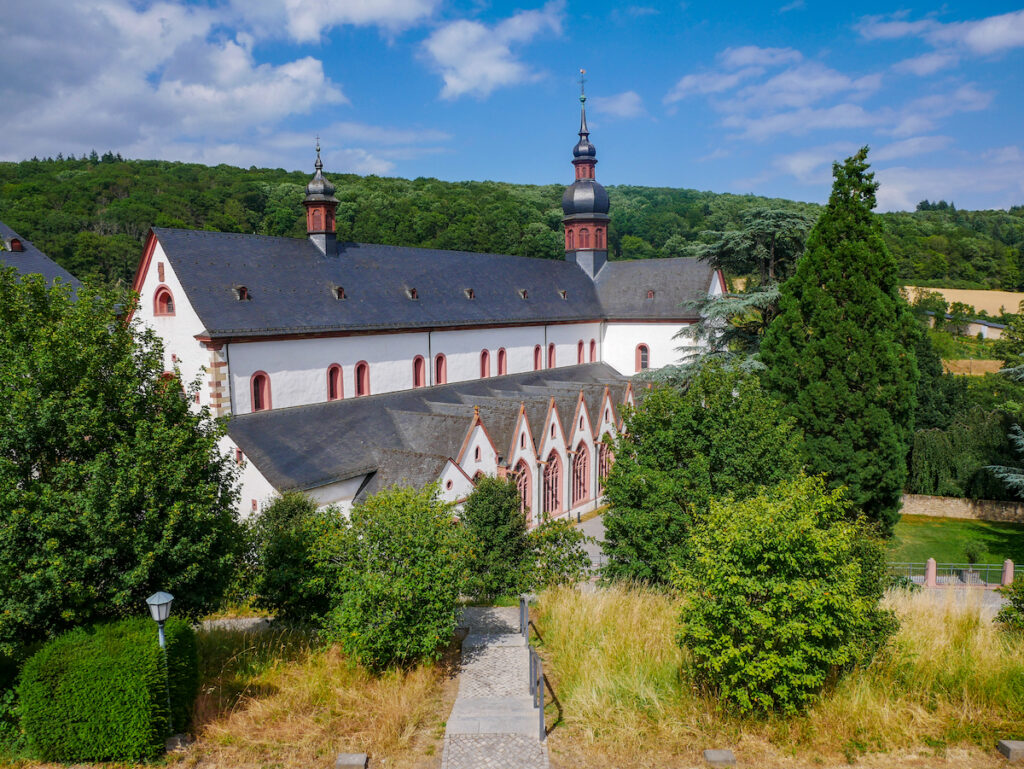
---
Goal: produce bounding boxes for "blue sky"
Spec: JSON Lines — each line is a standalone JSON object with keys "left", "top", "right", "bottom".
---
{"left": 2, "top": 1, "right": 1023, "bottom": 210}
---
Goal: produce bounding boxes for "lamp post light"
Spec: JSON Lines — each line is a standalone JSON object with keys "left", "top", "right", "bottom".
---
{"left": 146, "top": 591, "right": 174, "bottom": 649}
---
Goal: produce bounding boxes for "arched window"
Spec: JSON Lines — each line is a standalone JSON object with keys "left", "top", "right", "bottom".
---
{"left": 497, "top": 348, "right": 507, "bottom": 375}
{"left": 355, "top": 361, "right": 370, "bottom": 396}
{"left": 250, "top": 371, "right": 271, "bottom": 412}
{"left": 572, "top": 443, "right": 590, "bottom": 507}
{"left": 515, "top": 460, "right": 533, "bottom": 525}
{"left": 567, "top": 229, "right": 575, "bottom": 250}
{"left": 577, "top": 340, "right": 585, "bottom": 365}
{"left": 480, "top": 349, "right": 491, "bottom": 378}
{"left": 636, "top": 344, "right": 650, "bottom": 372}
{"left": 598, "top": 441, "right": 612, "bottom": 495}
{"left": 548, "top": 343, "right": 556, "bottom": 369}
{"left": 534, "top": 345, "right": 543, "bottom": 371}
{"left": 153, "top": 286, "right": 175, "bottom": 316}
{"left": 646, "top": 289, "right": 655, "bottom": 299}
{"left": 474, "top": 446, "right": 482, "bottom": 462}
{"left": 589, "top": 339, "right": 597, "bottom": 362}
{"left": 434, "top": 353, "right": 447, "bottom": 385}
{"left": 413, "top": 356, "right": 426, "bottom": 388}
{"left": 550, "top": 423, "right": 556, "bottom": 438}
{"left": 520, "top": 432, "right": 526, "bottom": 449}
{"left": 543, "top": 452, "right": 562, "bottom": 516}
{"left": 327, "top": 364, "right": 343, "bottom": 401}
{"left": 312, "top": 209, "right": 322, "bottom": 230}
{"left": 579, "top": 228, "right": 590, "bottom": 249}
{"left": 595, "top": 228, "right": 604, "bottom": 249}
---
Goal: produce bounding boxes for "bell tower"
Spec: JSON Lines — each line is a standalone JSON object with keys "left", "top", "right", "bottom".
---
{"left": 562, "top": 69, "right": 610, "bottom": 279}
{"left": 303, "top": 138, "right": 339, "bottom": 256}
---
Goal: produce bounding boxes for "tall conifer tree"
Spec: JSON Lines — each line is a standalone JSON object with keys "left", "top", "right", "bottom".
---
{"left": 760, "top": 148, "right": 917, "bottom": 533}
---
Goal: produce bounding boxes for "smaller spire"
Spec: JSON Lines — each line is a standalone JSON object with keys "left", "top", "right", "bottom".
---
{"left": 572, "top": 68, "right": 596, "bottom": 159}
{"left": 314, "top": 135, "right": 322, "bottom": 171}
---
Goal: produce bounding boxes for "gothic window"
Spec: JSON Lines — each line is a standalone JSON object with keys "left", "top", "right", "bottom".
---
{"left": 636, "top": 344, "right": 650, "bottom": 372}
{"left": 475, "top": 446, "right": 482, "bottom": 461}
{"left": 577, "top": 340, "right": 584, "bottom": 364}
{"left": 355, "top": 361, "right": 370, "bottom": 396}
{"left": 598, "top": 441, "right": 612, "bottom": 495}
{"left": 434, "top": 353, "right": 447, "bottom": 384}
{"left": 567, "top": 229, "right": 575, "bottom": 250}
{"left": 534, "top": 345, "right": 543, "bottom": 371}
{"left": 515, "top": 460, "right": 532, "bottom": 524}
{"left": 480, "top": 349, "right": 490, "bottom": 378}
{"left": 251, "top": 372, "right": 271, "bottom": 412}
{"left": 589, "top": 339, "right": 597, "bottom": 362}
{"left": 572, "top": 443, "right": 590, "bottom": 507}
{"left": 548, "top": 342, "right": 556, "bottom": 369}
{"left": 413, "top": 356, "right": 426, "bottom": 388}
{"left": 497, "top": 348, "right": 507, "bottom": 375}
{"left": 543, "top": 452, "right": 562, "bottom": 516}
{"left": 154, "top": 286, "right": 175, "bottom": 316}
{"left": 327, "top": 364, "right": 343, "bottom": 401}
{"left": 580, "top": 228, "right": 590, "bottom": 249}
{"left": 312, "top": 209, "right": 322, "bottom": 230}
{"left": 595, "top": 228, "right": 604, "bottom": 249}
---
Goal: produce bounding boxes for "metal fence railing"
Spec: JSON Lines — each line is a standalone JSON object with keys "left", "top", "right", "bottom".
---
{"left": 521, "top": 594, "right": 545, "bottom": 742}
{"left": 887, "top": 560, "right": 1018, "bottom": 587}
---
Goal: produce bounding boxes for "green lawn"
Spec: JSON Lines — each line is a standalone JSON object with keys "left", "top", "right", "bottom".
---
{"left": 889, "top": 514, "right": 1024, "bottom": 564}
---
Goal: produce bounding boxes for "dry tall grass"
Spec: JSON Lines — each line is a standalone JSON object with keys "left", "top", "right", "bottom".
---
{"left": 535, "top": 585, "right": 1024, "bottom": 769}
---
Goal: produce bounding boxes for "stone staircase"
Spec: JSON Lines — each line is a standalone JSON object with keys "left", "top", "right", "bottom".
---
{"left": 441, "top": 608, "right": 547, "bottom": 769}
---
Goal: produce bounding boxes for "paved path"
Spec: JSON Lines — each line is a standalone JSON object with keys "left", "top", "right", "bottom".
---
{"left": 441, "top": 607, "right": 548, "bottom": 769}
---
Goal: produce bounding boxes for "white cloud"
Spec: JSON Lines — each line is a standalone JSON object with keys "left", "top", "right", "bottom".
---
{"left": 892, "top": 52, "right": 959, "bottom": 76}
{"left": 590, "top": 91, "right": 646, "bottom": 119}
{"left": 422, "top": 1, "right": 564, "bottom": 100}
{"left": 887, "top": 84, "right": 992, "bottom": 136}
{"left": 724, "top": 103, "right": 878, "bottom": 141}
{"left": 726, "top": 62, "right": 881, "bottom": 112}
{"left": 228, "top": 0, "right": 441, "bottom": 42}
{"left": 779, "top": 0, "right": 805, "bottom": 12}
{"left": 859, "top": 10, "right": 1024, "bottom": 56}
{"left": 718, "top": 46, "right": 802, "bottom": 69}
{"left": 773, "top": 142, "right": 858, "bottom": 183}
{"left": 872, "top": 135, "right": 952, "bottom": 162}
{"left": 875, "top": 148, "right": 1024, "bottom": 210}
{"left": 664, "top": 67, "right": 764, "bottom": 103}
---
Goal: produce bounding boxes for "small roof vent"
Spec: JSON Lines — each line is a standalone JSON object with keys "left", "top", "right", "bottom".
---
{"left": 558, "top": 289, "right": 567, "bottom": 300}
{"left": 646, "top": 289, "right": 655, "bottom": 299}
{"left": 406, "top": 287, "right": 418, "bottom": 300}
{"left": 8, "top": 238, "right": 23, "bottom": 252}
{"left": 518, "top": 288, "right": 528, "bottom": 299}
{"left": 233, "top": 286, "right": 250, "bottom": 301}
{"left": 334, "top": 285, "right": 346, "bottom": 300}
{"left": 464, "top": 288, "right": 475, "bottom": 300}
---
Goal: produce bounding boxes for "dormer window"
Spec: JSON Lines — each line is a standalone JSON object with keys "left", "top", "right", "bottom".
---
{"left": 518, "top": 289, "right": 528, "bottom": 299}
{"left": 234, "top": 286, "right": 250, "bottom": 301}
{"left": 646, "top": 289, "right": 655, "bottom": 299}
{"left": 334, "top": 286, "right": 346, "bottom": 300}
{"left": 464, "top": 288, "right": 475, "bottom": 300}
{"left": 406, "top": 287, "right": 418, "bottom": 300}
{"left": 8, "top": 238, "right": 23, "bottom": 252}
{"left": 558, "top": 290, "right": 567, "bottom": 300}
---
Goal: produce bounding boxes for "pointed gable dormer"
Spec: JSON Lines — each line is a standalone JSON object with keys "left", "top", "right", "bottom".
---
{"left": 303, "top": 139, "right": 339, "bottom": 256}
{"left": 562, "top": 69, "right": 610, "bottom": 280}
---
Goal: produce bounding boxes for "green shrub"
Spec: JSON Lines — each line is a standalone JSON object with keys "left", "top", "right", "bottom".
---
{"left": 996, "top": 579, "right": 1024, "bottom": 632}
{"left": 18, "top": 618, "right": 198, "bottom": 762}
{"left": 252, "top": 492, "right": 339, "bottom": 623}
{"left": 677, "top": 475, "right": 894, "bottom": 715}
{"left": 317, "top": 485, "right": 467, "bottom": 672}
{"left": 528, "top": 518, "right": 593, "bottom": 589}
{"left": 461, "top": 477, "right": 530, "bottom": 600}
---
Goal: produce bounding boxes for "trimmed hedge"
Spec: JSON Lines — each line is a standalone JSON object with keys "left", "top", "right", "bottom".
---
{"left": 18, "top": 617, "right": 198, "bottom": 762}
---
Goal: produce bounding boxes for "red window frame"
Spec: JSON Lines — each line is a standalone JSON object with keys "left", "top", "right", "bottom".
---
{"left": 153, "top": 285, "right": 175, "bottom": 316}
{"left": 250, "top": 371, "right": 271, "bottom": 412}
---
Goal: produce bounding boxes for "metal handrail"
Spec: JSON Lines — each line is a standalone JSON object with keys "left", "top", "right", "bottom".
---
{"left": 529, "top": 645, "right": 544, "bottom": 741}
{"left": 519, "top": 594, "right": 528, "bottom": 639}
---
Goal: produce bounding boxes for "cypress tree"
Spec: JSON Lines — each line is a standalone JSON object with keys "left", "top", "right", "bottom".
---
{"left": 760, "top": 148, "right": 917, "bottom": 534}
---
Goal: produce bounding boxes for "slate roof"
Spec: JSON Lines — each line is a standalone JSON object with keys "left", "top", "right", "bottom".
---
{"left": 0, "top": 222, "right": 80, "bottom": 289}
{"left": 150, "top": 227, "right": 716, "bottom": 337}
{"left": 228, "top": 363, "right": 628, "bottom": 502}
{"left": 595, "top": 258, "right": 715, "bottom": 320}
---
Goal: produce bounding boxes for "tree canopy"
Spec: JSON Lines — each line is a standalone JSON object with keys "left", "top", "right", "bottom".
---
{"left": 761, "top": 148, "right": 918, "bottom": 534}
{"left": 0, "top": 270, "right": 241, "bottom": 655}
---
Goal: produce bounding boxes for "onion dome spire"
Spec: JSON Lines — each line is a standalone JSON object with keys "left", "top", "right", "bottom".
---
{"left": 573, "top": 69, "right": 596, "bottom": 159}
{"left": 304, "top": 137, "right": 337, "bottom": 203}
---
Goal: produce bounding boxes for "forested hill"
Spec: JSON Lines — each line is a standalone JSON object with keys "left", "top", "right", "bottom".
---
{"left": 2, "top": 155, "right": 1023, "bottom": 290}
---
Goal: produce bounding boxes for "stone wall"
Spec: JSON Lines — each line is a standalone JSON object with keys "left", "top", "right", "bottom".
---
{"left": 902, "top": 493, "right": 1024, "bottom": 523}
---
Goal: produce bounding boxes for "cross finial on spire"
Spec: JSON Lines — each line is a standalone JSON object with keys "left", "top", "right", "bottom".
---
{"left": 314, "top": 136, "right": 323, "bottom": 171}
{"left": 578, "top": 68, "right": 586, "bottom": 103}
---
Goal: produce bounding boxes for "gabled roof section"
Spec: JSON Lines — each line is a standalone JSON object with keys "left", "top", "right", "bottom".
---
{"left": 228, "top": 363, "right": 626, "bottom": 495}
{"left": 0, "top": 221, "right": 80, "bottom": 289}
{"left": 152, "top": 227, "right": 604, "bottom": 338}
{"left": 595, "top": 257, "right": 714, "bottom": 320}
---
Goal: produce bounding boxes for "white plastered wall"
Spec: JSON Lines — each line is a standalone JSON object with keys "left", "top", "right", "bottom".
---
{"left": 603, "top": 321, "right": 695, "bottom": 375}
{"left": 439, "top": 459, "right": 475, "bottom": 504}
{"left": 220, "top": 435, "right": 278, "bottom": 520}
{"left": 134, "top": 241, "right": 209, "bottom": 405}
{"left": 458, "top": 422, "right": 499, "bottom": 480}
